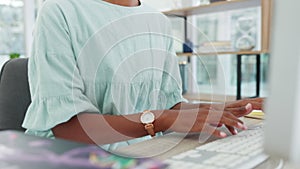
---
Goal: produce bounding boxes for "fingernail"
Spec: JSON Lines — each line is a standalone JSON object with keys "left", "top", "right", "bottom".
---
{"left": 220, "top": 132, "right": 227, "bottom": 137}
{"left": 237, "top": 122, "right": 247, "bottom": 130}
{"left": 238, "top": 122, "right": 248, "bottom": 130}
{"left": 237, "top": 122, "right": 244, "bottom": 128}
{"left": 246, "top": 103, "right": 252, "bottom": 110}
{"left": 233, "top": 129, "right": 238, "bottom": 134}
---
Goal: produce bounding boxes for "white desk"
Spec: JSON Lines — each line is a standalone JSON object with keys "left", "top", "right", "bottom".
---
{"left": 115, "top": 118, "right": 298, "bottom": 169}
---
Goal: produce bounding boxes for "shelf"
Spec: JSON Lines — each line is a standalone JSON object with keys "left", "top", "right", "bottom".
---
{"left": 176, "top": 50, "right": 267, "bottom": 57}
{"left": 163, "top": 0, "right": 261, "bottom": 17}
{"left": 164, "top": 0, "right": 273, "bottom": 53}
{"left": 166, "top": 0, "right": 272, "bottom": 99}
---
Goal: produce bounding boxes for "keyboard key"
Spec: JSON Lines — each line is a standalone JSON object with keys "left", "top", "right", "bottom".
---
{"left": 165, "top": 128, "right": 268, "bottom": 169}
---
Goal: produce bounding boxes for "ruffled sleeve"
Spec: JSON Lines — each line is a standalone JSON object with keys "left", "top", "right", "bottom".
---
{"left": 22, "top": 1, "right": 99, "bottom": 131}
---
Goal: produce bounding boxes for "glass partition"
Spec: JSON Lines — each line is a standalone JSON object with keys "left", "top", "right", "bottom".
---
{"left": 0, "top": 0, "right": 24, "bottom": 55}
{"left": 192, "top": 8, "right": 268, "bottom": 97}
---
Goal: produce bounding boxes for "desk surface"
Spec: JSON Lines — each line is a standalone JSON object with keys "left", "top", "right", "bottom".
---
{"left": 115, "top": 118, "right": 298, "bottom": 169}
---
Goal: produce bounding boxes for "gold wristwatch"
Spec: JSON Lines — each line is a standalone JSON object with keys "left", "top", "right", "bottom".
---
{"left": 140, "top": 110, "right": 155, "bottom": 137}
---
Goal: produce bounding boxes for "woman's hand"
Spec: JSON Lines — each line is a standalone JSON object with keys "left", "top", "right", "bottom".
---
{"left": 168, "top": 97, "right": 264, "bottom": 137}
{"left": 211, "top": 98, "right": 264, "bottom": 134}
{"left": 171, "top": 97, "right": 264, "bottom": 115}
{"left": 224, "top": 97, "right": 264, "bottom": 117}
{"left": 164, "top": 107, "right": 249, "bottom": 138}
{"left": 205, "top": 98, "right": 264, "bottom": 134}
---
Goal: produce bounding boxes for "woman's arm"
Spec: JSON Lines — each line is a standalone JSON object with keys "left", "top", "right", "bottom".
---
{"left": 171, "top": 102, "right": 211, "bottom": 110}
{"left": 52, "top": 107, "right": 249, "bottom": 145}
{"left": 52, "top": 110, "right": 169, "bottom": 145}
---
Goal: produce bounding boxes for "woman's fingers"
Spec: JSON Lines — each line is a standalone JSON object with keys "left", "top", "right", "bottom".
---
{"left": 225, "top": 103, "right": 253, "bottom": 117}
{"left": 221, "top": 116, "right": 247, "bottom": 130}
{"left": 208, "top": 102, "right": 255, "bottom": 117}
{"left": 249, "top": 102, "right": 264, "bottom": 110}
{"left": 201, "top": 124, "right": 227, "bottom": 138}
{"left": 210, "top": 123, "right": 223, "bottom": 127}
{"left": 171, "top": 108, "right": 248, "bottom": 137}
{"left": 244, "top": 97, "right": 264, "bottom": 104}
{"left": 224, "top": 111, "right": 244, "bottom": 124}
{"left": 225, "top": 98, "right": 264, "bottom": 110}
{"left": 203, "top": 111, "right": 247, "bottom": 130}
{"left": 225, "top": 125, "right": 238, "bottom": 135}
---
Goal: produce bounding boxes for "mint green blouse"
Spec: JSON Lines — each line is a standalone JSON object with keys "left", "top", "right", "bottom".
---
{"left": 22, "top": 0, "right": 184, "bottom": 149}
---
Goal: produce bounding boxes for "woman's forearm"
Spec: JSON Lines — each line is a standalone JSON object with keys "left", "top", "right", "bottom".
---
{"left": 52, "top": 110, "right": 176, "bottom": 145}
{"left": 171, "top": 102, "right": 213, "bottom": 110}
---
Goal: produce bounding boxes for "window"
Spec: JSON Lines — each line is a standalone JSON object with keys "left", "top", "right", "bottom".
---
{"left": 0, "top": 0, "right": 24, "bottom": 55}
{"left": 0, "top": 0, "right": 43, "bottom": 68}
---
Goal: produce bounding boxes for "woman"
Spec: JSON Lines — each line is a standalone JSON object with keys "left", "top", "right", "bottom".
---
{"left": 23, "top": 0, "right": 263, "bottom": 150}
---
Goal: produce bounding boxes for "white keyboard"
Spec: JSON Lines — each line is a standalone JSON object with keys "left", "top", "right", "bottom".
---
{"left": 164, "top": 128, "right": 269, "bottom": 169}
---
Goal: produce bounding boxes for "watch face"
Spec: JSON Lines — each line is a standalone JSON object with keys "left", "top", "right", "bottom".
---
{"left": 140, "top": 112, "right": 155, "bottom": 124}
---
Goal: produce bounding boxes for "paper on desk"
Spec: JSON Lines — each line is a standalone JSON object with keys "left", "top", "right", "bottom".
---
{"left": 245, "top": 110, "right": 265, "bottom": 120}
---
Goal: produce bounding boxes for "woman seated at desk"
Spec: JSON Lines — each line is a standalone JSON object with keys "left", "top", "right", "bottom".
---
{"left": 22, "top": 0, "right": 263, "bottom": 150}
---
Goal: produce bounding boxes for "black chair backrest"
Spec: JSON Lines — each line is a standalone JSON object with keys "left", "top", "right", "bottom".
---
{"left": 0, "top": 58, "right": 31, "bottom": 131}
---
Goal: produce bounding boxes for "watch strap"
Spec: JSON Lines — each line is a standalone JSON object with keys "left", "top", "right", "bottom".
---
{"left": 144, "top": 123, "right": 155, "bottom": 137}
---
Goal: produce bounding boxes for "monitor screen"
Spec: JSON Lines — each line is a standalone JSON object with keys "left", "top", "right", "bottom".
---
{"left": 264, "top": 0, "right": 300, "bottom": 166}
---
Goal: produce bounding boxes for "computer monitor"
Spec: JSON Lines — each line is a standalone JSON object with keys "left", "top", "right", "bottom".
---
{"left": 264, "top": 0, "right": 300, "bottom": 166}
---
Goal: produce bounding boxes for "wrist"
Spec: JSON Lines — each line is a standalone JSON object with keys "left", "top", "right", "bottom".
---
{"left": 152, "top": 110, "right": 178, "bottom": 133}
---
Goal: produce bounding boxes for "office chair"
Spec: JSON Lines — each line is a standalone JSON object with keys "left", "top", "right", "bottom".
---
{"left": 0, "top": 58, "right": 31, "bottom": 131}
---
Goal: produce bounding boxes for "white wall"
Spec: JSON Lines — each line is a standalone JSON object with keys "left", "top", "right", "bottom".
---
{"left": 24, "top": 0, "right": 35, "bottom": 57}
{"left": 142, "top": 0, "right": 200, "bottom": 11}
{"left": 141, "top": 0, "right": 173, "bottom": 11}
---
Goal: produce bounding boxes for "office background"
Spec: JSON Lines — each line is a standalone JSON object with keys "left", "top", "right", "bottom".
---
{"left": 0, "top": 0, "right": 269, "bottom": 100}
